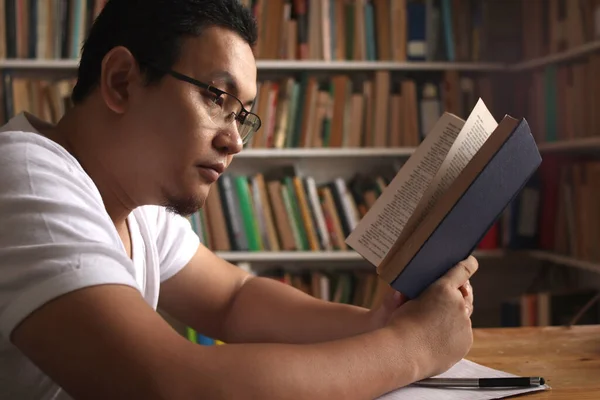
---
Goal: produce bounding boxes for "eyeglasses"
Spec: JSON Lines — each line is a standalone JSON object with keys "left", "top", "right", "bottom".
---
{"left": 147, "top": 65, "right": 261, "bottom": 144}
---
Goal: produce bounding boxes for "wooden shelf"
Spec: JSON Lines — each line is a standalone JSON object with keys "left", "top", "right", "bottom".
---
{"left": 0, "top": 58, "right": 507, "bottom": 72}
{"left": 527, "top": 251, "right": 600, "bottom": 274}
{"left": 216, "top": 249, "right": 507, "bottom": 265}
{"left": 511, "top": 40, "right": 600, "bottom": 72}
{"left": 537, "top": 137, "right": 600, "bottom": 154}
{"left": 3, "top": 41, "right": 600, "bottom": 74}
{"left": 239, "top": 140, "right": 600, "bottom": 158}
{"left": 0, "top": 59, "right": 80, "bottom": 69}
{"left": 217, "top": 250, "right": 600, "bottom": 275}
{"left": 217, "top": 251, "right": 364, "bottom": 263}
{"left": 256, "top": 60, "right": 507, "bottom": 72}
{"left": 237, "top": 147, "right": 415, "bottom": 159}
{"left": 239, "top": 139, "right": 600, "bottom": 159}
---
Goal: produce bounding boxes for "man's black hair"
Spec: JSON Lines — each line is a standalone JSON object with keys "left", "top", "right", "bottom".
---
{"left": 72, "top": 0, "right": 258, "bottom": 104}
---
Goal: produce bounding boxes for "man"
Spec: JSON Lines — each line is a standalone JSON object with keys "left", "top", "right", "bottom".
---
{"left": 0, "top": 1, "right": 477, "bottom": 399}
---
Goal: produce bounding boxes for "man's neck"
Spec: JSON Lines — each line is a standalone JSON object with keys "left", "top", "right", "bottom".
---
{"left": 47, "top": 106, "right": 138, "bottom": 226}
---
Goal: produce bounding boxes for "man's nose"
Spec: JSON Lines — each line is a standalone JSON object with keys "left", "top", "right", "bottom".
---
{"left": 213, "top": 124, "right": 243, "bottom": 155}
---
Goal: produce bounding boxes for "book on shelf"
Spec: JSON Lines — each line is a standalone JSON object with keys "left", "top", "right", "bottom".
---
{"left": 187, "top": 158, "right": 520, "bottom": 259}
{"left": 0, "top": 0, "right": 107, "bottom": 60}
{"left": 0, "top": 71, "right": 495, "bottom": 145}
{"left": 345, "top": 98, "right": 542, "bottom": 299}
{"left": 0, "top": 0, "right": 480, "bottom": 63}
{"left": 1, "top": 73, "right": 75, "bottom": 124}
{"left": 259, "top": 267, "right": 388, "bottom": 311}
{"left": 517, "top": 54, "right": 600, "bottom": 145}
{"left": 246, "top": 71, "right": 491, "bottom": 149}
{"left": 521, "top": 0, "right": 600, "bottom": 61}
{"left": 188, "top": 165, "right": 400, "bottom": 254}
{"left": 536, "top": 157, "right": 600, "bottom": 264}
{"left": 241, "top": 0, "right": 480, "bottom": 62}
{"left": 501, "top": 288, "right": 600, "bottom": 328}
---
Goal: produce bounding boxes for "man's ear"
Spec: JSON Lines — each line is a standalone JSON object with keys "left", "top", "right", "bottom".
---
{"left": 99, "top": 46, "right": 142, "bottom": 114}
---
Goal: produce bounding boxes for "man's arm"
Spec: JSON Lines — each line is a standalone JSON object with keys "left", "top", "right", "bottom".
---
{"left": 11, "top": 283, "right": 421, "bottom": 400}
{"left": 158, "top": 244, "right": 389, "bottom": 344}
{"left": 12, "top": 255, "right": 477, "bottom": 400}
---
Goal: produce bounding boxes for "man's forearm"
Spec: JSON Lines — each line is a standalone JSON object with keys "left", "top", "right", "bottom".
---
{"left": 177, "top": 324, "right": 422, "bottom": 400}
{"left": 220, "top": 275, "right": 375, "bottom": 344}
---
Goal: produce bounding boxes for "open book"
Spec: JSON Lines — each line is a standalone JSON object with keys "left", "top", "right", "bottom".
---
{"left": 346, "top": 99, "right": 542, "bottom": 298}
{"left": 377, "top": 358, "right": 549, "bottom": 399}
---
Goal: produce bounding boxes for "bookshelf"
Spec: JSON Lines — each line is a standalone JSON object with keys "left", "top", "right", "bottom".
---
{"left": 233, "top": 147, "right": 415, "bottom": 159}
{"left": 216, "top": 249, "right": 507, "bottom": 266}
{"left": 0, "top": 58, "right": 507, "bottom": 72}
{"left": 2, "top": 0, "right": 600, "bottom": 330}
{"left": 528, "top": 251, "right": 600, "bottom": 275}
{"left": 511, "top": 39, "right": 600, "bottom": 72}
{"left": 537, "top": 137, "right": 600, "bottom": 154}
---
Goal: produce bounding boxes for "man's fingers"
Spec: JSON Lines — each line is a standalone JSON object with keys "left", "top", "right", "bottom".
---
{"left": 459, "top": 280, "right": 472, "bottom": 299}
{"left": 461, "top": 280, "right": 474, "bottom": 308}
{"left": 444, "top": 256, "right": 479, "bottom": 288}
{"left": 465, "top": 302, "right": 473, "bottom": 317}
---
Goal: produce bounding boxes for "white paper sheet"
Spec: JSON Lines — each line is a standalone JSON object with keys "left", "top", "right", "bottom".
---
{"left": 377, "top": 359, "right": 550, "bottom": 400}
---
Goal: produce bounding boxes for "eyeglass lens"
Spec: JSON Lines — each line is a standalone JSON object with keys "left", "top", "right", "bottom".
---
{"left": 206, "top": 92, "right": 259, "bottom": 143}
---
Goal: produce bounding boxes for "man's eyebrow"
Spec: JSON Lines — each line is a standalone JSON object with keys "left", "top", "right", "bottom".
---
{"left": 208, "top": 70, "right": 255, "bottom": 107}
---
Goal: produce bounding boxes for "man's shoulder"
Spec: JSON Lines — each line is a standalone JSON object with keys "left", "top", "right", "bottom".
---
{"left": 0, "top": 127, "right": 107, "bottom": 223}
{"left": 0, "top": 117, "right": 93, "bottom": 194}
{"left": 0, "top": 127, "right": 80, "bottom": 173}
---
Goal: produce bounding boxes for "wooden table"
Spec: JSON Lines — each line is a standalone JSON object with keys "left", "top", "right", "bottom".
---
{"left": 468, "top": 325, "right": 600, "bottom": 399}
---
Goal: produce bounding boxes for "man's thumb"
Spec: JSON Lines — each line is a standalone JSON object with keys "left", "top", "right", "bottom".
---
{"left": 444, "top": 255, "right": 479, "bottom": 288}
{"left": 383, "top": 289, "right": 406, "bottom": 309}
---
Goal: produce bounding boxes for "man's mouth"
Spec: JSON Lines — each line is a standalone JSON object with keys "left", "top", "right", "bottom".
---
{"left": 196, "top": 162, "right": 225, "bottom": 183}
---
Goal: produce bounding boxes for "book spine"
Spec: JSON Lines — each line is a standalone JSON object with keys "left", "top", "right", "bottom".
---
{"left": 234, "top": 176, "right": 262, "bottom": 251}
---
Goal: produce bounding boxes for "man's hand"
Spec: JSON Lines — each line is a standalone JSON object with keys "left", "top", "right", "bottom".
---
{"left": 366, "top": 264, "right": 474, "bottom": 332}
{"left": 385, "top": 255, "right": 479, "bottom": 380}
{"left": 366, "top": 289, "right": 408, "bottom": 330}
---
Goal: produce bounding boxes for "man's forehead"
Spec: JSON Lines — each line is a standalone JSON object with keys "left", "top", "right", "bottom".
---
{"left": 182, "top": 29, "right": 257, "bottom": 99}
{"left": 206, "top": 69, "right": 256, "bottom": 103}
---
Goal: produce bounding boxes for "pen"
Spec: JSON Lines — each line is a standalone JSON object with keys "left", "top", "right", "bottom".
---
{"left": 414, "top": 377, "right": 546, "bottom": 388}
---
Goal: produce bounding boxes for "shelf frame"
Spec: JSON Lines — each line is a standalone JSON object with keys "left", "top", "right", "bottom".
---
{"left": 527, "top": 251, "right": 600, "bottom": 274}
{"left": 235, "top": 141, "right": 600, "bottom": 157}
{"left": 215, "top": 249, "right": 507, "bottom": 264}
{"left": 0, "top": 58, "right": 508, "bottom": 72}
{"left": 236, "top": 147, "right": 415, "bottom": 159}
{"left": 536, "top": 137, "right": 600, "bottom": 154}
{"left": 1, "top": 39, "right": 600, "bottom": 73}
{"left": 213, "top": 251, "right": 600, "bottom": 277}
{"left": 256, "top": 60, "right": 508, "bottom": 72}
{"left": 511, "top": 40, "right": 600, "bottom": 72}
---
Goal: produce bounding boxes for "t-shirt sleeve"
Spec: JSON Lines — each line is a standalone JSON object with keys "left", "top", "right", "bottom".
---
{"left": 154, "top": 207, "right": 200, "bottom": 283}
{"left": 0, "top": 133, "right": 140, "bottom": 341}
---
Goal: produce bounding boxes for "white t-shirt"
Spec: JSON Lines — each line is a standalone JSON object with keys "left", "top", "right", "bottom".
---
{"left": 0, "top": 113, "right": 200, "bottom": 399}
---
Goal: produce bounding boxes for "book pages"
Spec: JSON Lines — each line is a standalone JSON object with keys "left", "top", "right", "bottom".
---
{"left": 346, "top": 113, "right": 465, "bottom": 268}
{"left": 390, "top": 98, "right": 498, "bottom": 260}
{"left": 377, "top": 359, "right": 549, "bottom": 400}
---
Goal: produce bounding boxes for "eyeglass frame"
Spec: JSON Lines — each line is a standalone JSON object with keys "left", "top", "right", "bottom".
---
{"left": 143, "top": 62, "right": 262, "bottom": 142}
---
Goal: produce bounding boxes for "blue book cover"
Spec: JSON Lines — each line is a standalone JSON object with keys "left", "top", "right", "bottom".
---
{"left": 440, "top": 0, "right": 455, "bottom": 61}
{"left": 196, "top": 334, "right": 215, "bottom": 346}
{"left": 28, "top": 0, "right": 38, "bottom": 58}
{"left": 386, "top": 118, "right": 542, "bottom": 298}
{"left": 364, "top": 1, "right": 376, "bottom": 61}
{"left": 407, "top": 1, "right": 427, "bottom": 61}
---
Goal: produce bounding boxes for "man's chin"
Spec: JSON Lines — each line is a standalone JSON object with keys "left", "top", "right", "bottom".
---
{"left": 163, "top": 194, "right": 205, "bottom": 217}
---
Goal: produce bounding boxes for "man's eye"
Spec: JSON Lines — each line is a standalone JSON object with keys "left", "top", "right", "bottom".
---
{"left": 212, "top": 95, "right": 224, "bottom": 107}
{"left": 203, "top": 91, "right": 224, "bottom": 107}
